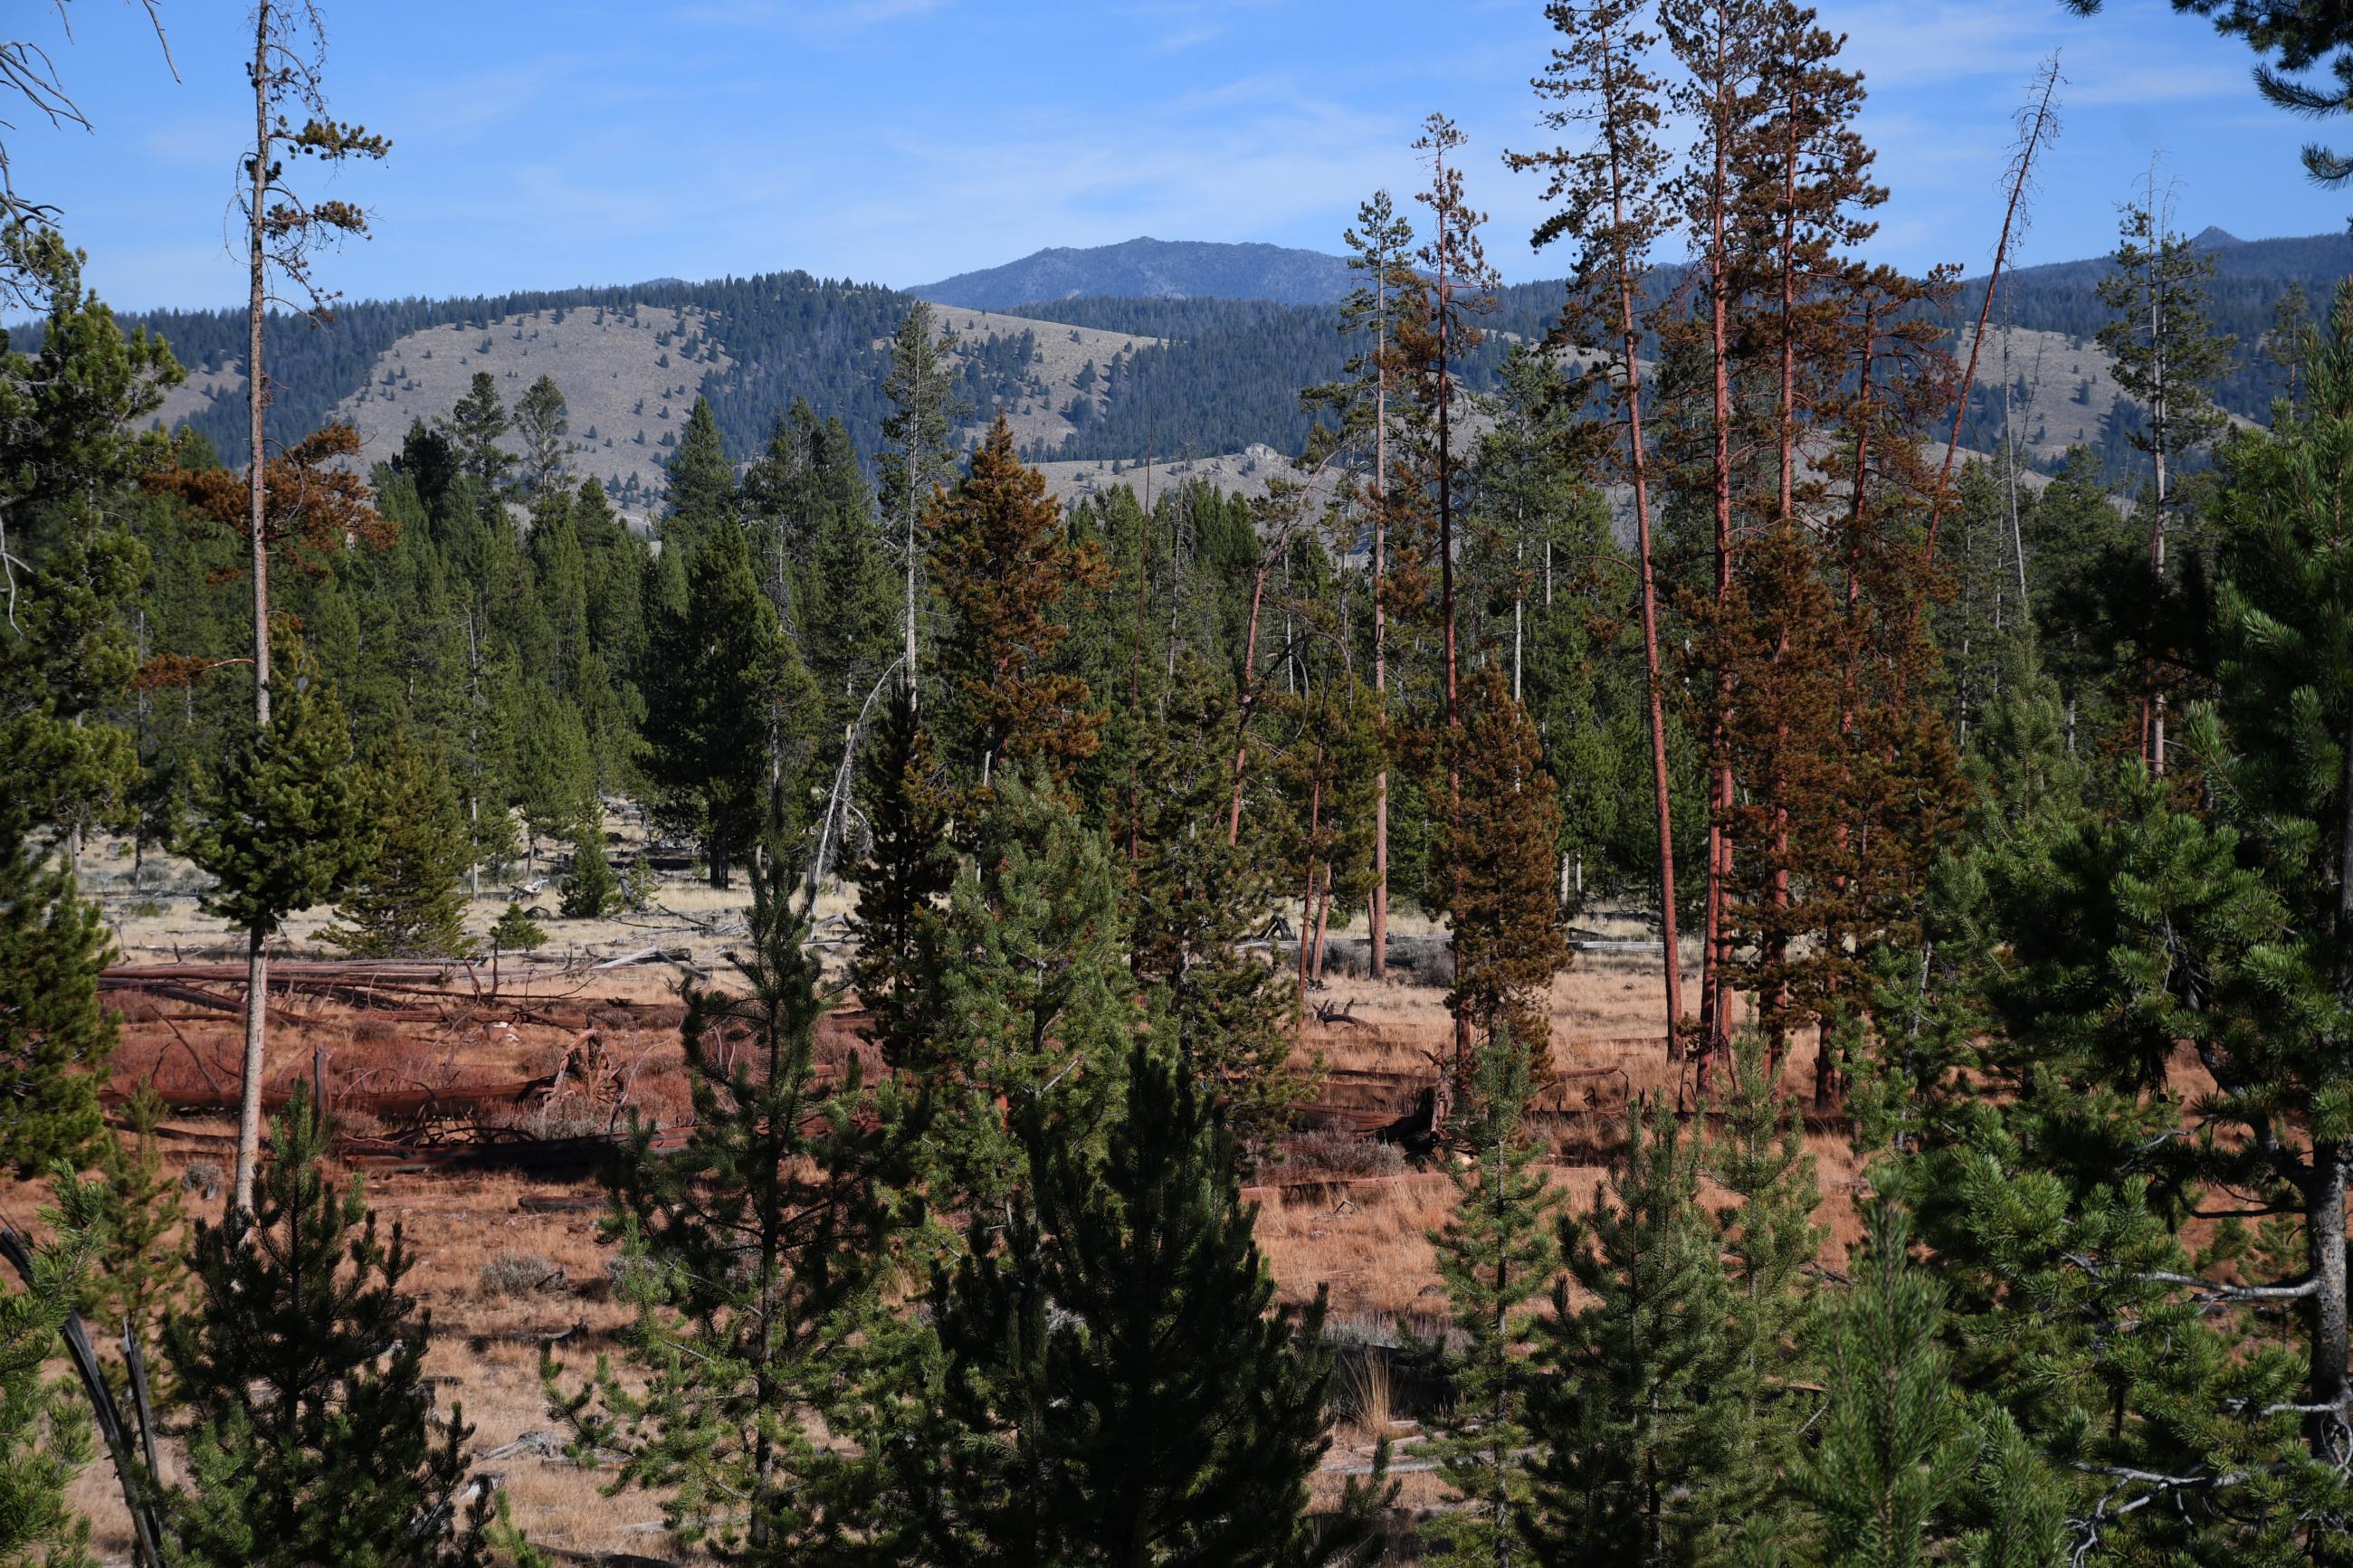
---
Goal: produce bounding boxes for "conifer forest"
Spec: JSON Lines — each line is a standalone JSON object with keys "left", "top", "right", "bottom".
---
{"left": 14, "top": 0, "right": 2353, "bottom": 1563}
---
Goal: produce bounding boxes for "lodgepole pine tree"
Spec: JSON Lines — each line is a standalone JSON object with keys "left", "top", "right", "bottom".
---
{"left": 513, "top": 373, "right": 568, "bottom": 496}
{"left": 927, "top": 415, "right": 1111, "bottom": 798}
{"left": 1403, "top": 112, "right": 1500, "bottom": 1071}
{"left": 558, "top": 808, "right": 617, "bottom": 919}
{"left": 662, "top": 396, "right": 737, "bottom": 559}
{"left": 1792, "top": 1204, "right": 1969, "bottom": 1568}
{"left": 1701, "top": 1033, "right": 1822, "bottom": 1558}
{"left": 1306, "top": 190, "right": 1416, "bottom": 980}
{"left": 1971, "top": 292, "right": 2353, "bottom": 1528}
{"left": 319, "top": 727, "right": 474, "bottom": 959}
{"left": 1658, "top": 0, "right": 1767, "bottom": 1058}
{"left": 2094, "top": 178, "right": 2234, "bottom": 773}
{"left": 1421, "top": 1028, "right": 1561, "bottom": 1567}
{"left": 437, "top": 372, "right": 511, "bottom": 493}
{"left": 878, "top": 301, "right": 966, "bottom": 707}
{"left": 644, "top": 514, "right": 819, "bottom": 889}
{"left": 162, "top": 1088, "right": 490, "bottom": 1568}
{"left": 1130, "top": 654, "right": 1302, "bottom": 1149}
{"left": 176, "top": 639, "right": 376, "bottom": 1212}
{"left": 79, "top": 1082, "right": 188, "bottom": 1351}
{"left": 925, "top": 1043, "right": 1372, "bottom": 1566}
{"left": 1511, "top": 0, "right": 1686, "bottom": 1058}
{"left": 0, "top": 810, "right": 114, "bottom": 1178}
{"left": 917, "top": 767, "right": 1138, "bottom": 1211}
{"left": 1442, "top": 666, "right": 1571, "bottom": 1060}
{"left": 0, "top": 224, "right": 177, "bottom": 857}
{"left": 214, "top": 0, "right": 386, "bottom": 1214}
{"left": 0, "top": 1183, "right": 100, "bottom": 1568}
{"left": 846, "top": 683, "right": 952, "bottom": 1069}
{"left": 1529, "top": 1095, "right": 1735, "bottom": 1567}
{"left": 545, "top": 848, "right": 917, "bottom": 1563}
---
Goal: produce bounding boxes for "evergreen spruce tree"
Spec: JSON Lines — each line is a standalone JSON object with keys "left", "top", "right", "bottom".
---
{"left": 925, "top": 1042, "right": 1357, "bottom": 1566}
{"left": 79, "top": 1082, "right": 188, "bottom": 1351}
{"left": 1443, "top": 666, "right": 1571, "bottom": 1060}
{"left": 513, "top": 374, "right": 569, "bottom": 496}
{"left": 846, "top": 684, "right": 952, "bottom": 1068}
{"left": 558, "top": 809, "right": 617, "bottom": 920}
{"left": 544, "top": 850, "right": 917, "bottom": 1563}
{"left": 1702, "top": 1033, "right": 1824, "bottom": 1559}
{"left": 1529, "top": 1095, "right": 1735, "bottom": 1567}
{"left": 176, "top": 639, "right": 376, "bottom": 1212}
{"left": 918, "top": 768, "right": 1138, "bottom": 1210}
{"left": 0, "top": 1180, "right": 100, "bottom": 1568}
{"left": 662, "top": 396, "right": 736, "bottom": 559}
{"left": 644, "top": 514, "right": 816, "bottom": 888}
{"left": 0, "top": 812, "right": 114, "bottom": 1177}
{"left": 161, "top": 1088, "right": 490, "bottom": 1568}
{"left": 320, "top": 727, "right": 475, "bottom": 959}
{"left": 1129, "top": 656, "right": 1301, "bottom": 1148}
{"left": 927, "top": 415, "right": 1112, "bottom": 798}
{"left": 1793, "top": 1204, "right": 1968, "bottom": 1568}
{"left": 1420, "top": 1028, "right": 1560, "bottom": 1568}
{"left": 877, "top": 302, "right": 967, "bottom": 703}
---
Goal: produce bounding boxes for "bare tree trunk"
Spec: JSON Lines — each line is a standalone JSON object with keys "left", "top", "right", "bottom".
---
{"left": 1310, "top": 870, "right": 1332, "bottom": 984}
{"left": 1128, "top": 422, "right": 1152, "bottom": 860}
{"left": 1512, "top": 536, "right": 1524, "bottom": 704}
{"left": 1597, "top": 30, "right": 1685, "bottom": 1060}
{"left": 1297, "top": 769, "right": 1322, "bottom": 1017}
{"left": 1703, "top": 60, "right": 1737, "bottom": 1064}
{"left": 904, "top": 345, "right": 923, "bottom": 710}
{"left": 1370, "top": 275, "right": 1390, "bottom": 980}
{"left": 233, "top": 2, "right": 275, "bottom": 1219}
{"left": 2307, "top": 1143, "right": 2348, "bottom": 1457}
{"left": 1226, "top": 565, "right": 1272, "bottom": 846}
{"left": 1435, "top": 146, "right": 1468, "bottom": 1076}
{"left": 1923, "top": 54, "right": 2059, "bottom": 569}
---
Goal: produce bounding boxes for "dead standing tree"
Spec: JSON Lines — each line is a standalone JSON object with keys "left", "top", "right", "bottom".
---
{"left": 224, "top": 1, "right": 387, "bottom": 1214}
{"left": 1511, "top": 0, "right": 1688, "bottom": 1061}
{"left": 1403, "top": 113, "right": 1500, "bottom": 1075}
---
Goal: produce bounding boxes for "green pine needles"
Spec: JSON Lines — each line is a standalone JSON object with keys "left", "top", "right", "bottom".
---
{"left": 0, "top": 813, "right": 116, "bottom": 1177}
{"left": 1420, "top": 1028, "right": 1559, "bottom": 1568}
{"left": 545, "top": 849, "right": 918, "bottom": 1563}
{"left": 0, "top": 1183, "right": 102, "bottom": 1568}
{"left": 922, "top": 1042, "right": 1378, "bottom": 1566}
{"left": 161, "top": 1088, "right": 491, "bottom": 1568}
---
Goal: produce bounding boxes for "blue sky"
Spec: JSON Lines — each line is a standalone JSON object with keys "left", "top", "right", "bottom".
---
{"left": 13, "top": 0, "right": 2349, "bottom": 312}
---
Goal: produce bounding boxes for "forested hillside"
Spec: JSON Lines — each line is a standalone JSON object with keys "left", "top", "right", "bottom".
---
{"left": 41, "top": 231, "right": 2339, "bottom": 494}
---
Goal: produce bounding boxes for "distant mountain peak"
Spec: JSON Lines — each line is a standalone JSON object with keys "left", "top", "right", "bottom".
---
{"left": 912, "top": 237, "right": 1354, "bottom": 310}
{"left": 2192, "top": 225, "right": 2243, "bottom": 249}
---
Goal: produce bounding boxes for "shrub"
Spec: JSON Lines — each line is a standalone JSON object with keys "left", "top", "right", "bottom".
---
{"left": 479, "top": 1250, "right": 565, "bottom": 1298}
{"left": 1281, "top": 1130, "right": 1408, "bottom": 1181}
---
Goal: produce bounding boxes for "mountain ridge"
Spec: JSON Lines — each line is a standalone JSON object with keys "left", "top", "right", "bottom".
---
{"left": 912, "top": 236, "right": 1357, "bottom": 309}
{"left": 76, "top": 229, "right": 2350, "bottom": 502}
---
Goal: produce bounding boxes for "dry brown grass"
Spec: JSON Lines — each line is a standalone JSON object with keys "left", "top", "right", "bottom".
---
{"left": 14, "top": 890, "right": 1892, "bottom": 1561}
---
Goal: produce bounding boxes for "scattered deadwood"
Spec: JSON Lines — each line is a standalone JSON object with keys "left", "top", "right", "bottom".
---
{"left": 1311, "top": 996, "right": 1363, "bottom": 1027}
{"left": 517, "top": 1193, "right": 605, "bottom": 1213}
{"left": 90, "top": 965, "right": 1781, "bottom": 1181}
